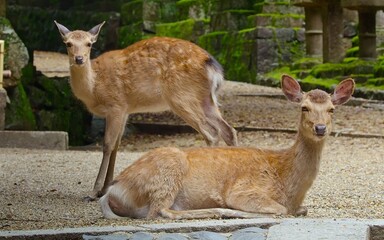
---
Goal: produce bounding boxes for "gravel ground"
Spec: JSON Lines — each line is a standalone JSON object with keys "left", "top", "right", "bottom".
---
{"left": 0, "top": 81, "right": 383, "bottom": 231}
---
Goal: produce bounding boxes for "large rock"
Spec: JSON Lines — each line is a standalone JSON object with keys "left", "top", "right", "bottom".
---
{"left": 0, "top": 17, "right": 29, "bottom": 87}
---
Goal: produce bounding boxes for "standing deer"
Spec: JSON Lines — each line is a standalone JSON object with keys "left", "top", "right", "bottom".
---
{"left": 99, "top": 75, "right": 355, "bottom": 219}
{"left": 54, "top": 21, "right": 238, "bottom": 201}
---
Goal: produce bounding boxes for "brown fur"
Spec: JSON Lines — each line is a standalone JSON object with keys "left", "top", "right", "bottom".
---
{"left": 99, "top": 75, "right": 355, "bottom": 219}
{"left": 54, "top": 21, "right": 238, "bottom": 200}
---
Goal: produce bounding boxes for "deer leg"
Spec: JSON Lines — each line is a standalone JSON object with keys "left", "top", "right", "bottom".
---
{"left": 159, "top": 208, "right": 271, "bottom": 220}
{"left": 226, "top": 188, "right": 288, "bottom": 215}
{"left": 84, "top": 113, "right": 127, "bottom": 202}
{"left": 295, "top": 206, "right": 308, "bottom": 216}
{"left": 102, "top": 114, "right": 128, "bottom": 193}
{"left": 168, "top": 101, "right": 220, "bottom": 146}
{"left": 202, "top": 99, "right": 238, "bottom": 146}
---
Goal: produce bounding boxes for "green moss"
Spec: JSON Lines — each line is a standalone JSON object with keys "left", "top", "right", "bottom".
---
{"left": 351, "top": 36, "right": 359, "bottom": 46}
{"left": 346, "top": 46, "right": 359, "bottom": 58}
{"left": 343, "top": 57, "right": 358, "bottom": 63}
{"left": 5, "top": 83, "right": 37, "bottom": 130}
{"left": 156, "top": 18, "right": 195, "bottom": 39}
{"left": 176, "top": 0, "right": 197, "bottom": 6}
{"left": 310, "top": 63, "right": 345, "bottom": 78}
{"left": 120, "top": 0, "right": 143, "bottom": 25}
{"left": 256, "top": 13, "right": 304, "bottom": 19}
{"left": 253, "top": 2, "right": 264, "bottom": 12}
{"left": 265, "top": 66, "right": 294, "bottom": 79}
{"left": 118, "top": 22, "right": 144, "bottom": 48}
{"left": 344, "top": 59, "right": 375, "bottom": 75}
{"left": 291, "top": 57, "right": 322, "bottom": 70}
{"left": 366, "top": 78, "right": 384, "bottom": 88}
{"left": 300, "top": 75, "right": 339, "bottom": 91}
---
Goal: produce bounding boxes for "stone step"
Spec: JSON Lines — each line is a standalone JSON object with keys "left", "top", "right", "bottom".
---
{"left": 1, "top": 218, "right": 382, "bottom": 240}
{"left": 0, "top": 130, "right": 68, "bottom": 150}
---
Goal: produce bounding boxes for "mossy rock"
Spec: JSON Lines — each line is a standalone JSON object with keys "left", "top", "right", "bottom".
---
{"left": 300, "top": 76, "right": 339, "bottom": 92}
{"left": 176, "top": 0, "right": 210, "bottom": 20}
{"left": 17, "top": 64, "right": 92, "bottom": 146}
{"left": 310, "top": 63, "right": 345, "bottom": 79}
{"left": 4, "top": 82, "right": 36, "bottom": 130}
{"left": 291, "top": 69, "right": 311, "bottom": 79}
{"left": 211, "top": 9, "right": 256, "bottom": 31}
{"left": 251, "top": 13, "right": 304, "bottom": 28}
{"left": 344, "top": 60, "right": 375, "bottom": 75}
{"left": 261, "top": 2, "right": 303, "bottom": 15}
{"left": 348, "top": 74, "right": 371, "bottom": 84}
{"left": 374, "top": 57, "right": 384, "bottom": 77}
{"left": 156, "top": 18, "right": 208, "bottom": 42}
{"left": 199, "top": 28, "right": 258, "bottom": 83}
{"left": 156, "top": 0, "right": 179, "bottom": 23}
{"left": 0, "top": 17, "right": 29, "bottom": 87}
{"left": 345, "top": 46, "right": 359, "bottom": 58}
{"left": 118, "top": 22, "right": 144, "bottom": 48}
{"left": 291, "top": 57, "right": 322, "bottom": 70}
{"left": 217, "top": 0, "right": 263, "bottom": 11}
{"left": 366, "top": 78, "right": 384, "bottom": 87}
{"left": 198, "top": 31, "right": 228, "bottom": 61}
{"left": 120, "top": 0, "right": 143, "bottom": 25}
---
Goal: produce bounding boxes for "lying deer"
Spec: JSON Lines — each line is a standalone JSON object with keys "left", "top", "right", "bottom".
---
{"left": 54, "top": 21, "right": 238, "bottom": 201}
{"left": 99, "top": 75, "right": 355, "bottom": 219}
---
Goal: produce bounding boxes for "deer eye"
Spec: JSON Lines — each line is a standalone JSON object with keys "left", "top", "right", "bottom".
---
{"left": 328, "top": 108, "right": 335, "bottom": 114}
{"left": 301, "top": 106, "right": 309, "bottom": 112}
{"left": 65, "top": 42, "right": 72, "bottom": 48}
{"left": 86, "top": 42, "right": 92, "bottom": 47}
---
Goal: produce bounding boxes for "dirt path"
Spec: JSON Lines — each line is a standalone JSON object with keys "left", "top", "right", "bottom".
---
{"left": 1, "top": 79, "right": 383, "bottom": 231}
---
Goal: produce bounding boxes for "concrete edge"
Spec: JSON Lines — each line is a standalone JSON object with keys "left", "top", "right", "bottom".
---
{"left": 0, "top": 218, "right": 279, "bottom": 239}
{"left": 0, "top": 131, "right": 68, "bottom": 150}
{"left": 1, "top": 218, "right": 383, "bottom": 240}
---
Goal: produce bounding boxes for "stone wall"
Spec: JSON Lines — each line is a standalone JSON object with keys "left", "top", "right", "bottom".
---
{"left": 118, "top": 0, "right": 305, "bottom": 82}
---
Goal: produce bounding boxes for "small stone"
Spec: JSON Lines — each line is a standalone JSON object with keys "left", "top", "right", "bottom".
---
{"left": 129, "top": 232, "right": 154, "bottom": 240}
{"left": 157, "top": 233, "right": 188, "bottom": 240}
{"left": 230, "top": 227, "right": 268, "bottom": 240}
{"left": 189, "top": 231, "right": 227, "bottom": 240}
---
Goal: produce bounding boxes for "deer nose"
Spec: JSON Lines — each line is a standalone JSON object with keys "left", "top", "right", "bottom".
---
{"left": 315, "top": 124, "right": 327, "bottom": 136}
{"left": 75, "top": 56, "right": 84, "bottom": 65}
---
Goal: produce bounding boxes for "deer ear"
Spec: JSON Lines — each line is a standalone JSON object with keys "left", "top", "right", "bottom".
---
{"left": 54, "top": 20, "right": 71, "bottom": 40}
{"left": 281, "top": 74, "right": 303, "bottom": 103}
{"left": 331, "top": 78, "right": 355, "bottom": 105}
{"left": 88, "top": 21, "right": 105, "bottom": 43}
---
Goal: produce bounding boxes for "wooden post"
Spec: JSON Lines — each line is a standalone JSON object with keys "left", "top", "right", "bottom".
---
{"left": 0, "top": 40, "right": 5, "bottom": 130}
{"left": 0, "top": 40, "right": 3, "bottom": 89}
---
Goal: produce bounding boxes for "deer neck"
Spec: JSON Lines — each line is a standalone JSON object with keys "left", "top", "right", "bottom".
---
{"left": 283, "top": 131, "right": 326, "bottom": 212}
{"left": 69, "top": 61, "right": 96, "bottom": 105}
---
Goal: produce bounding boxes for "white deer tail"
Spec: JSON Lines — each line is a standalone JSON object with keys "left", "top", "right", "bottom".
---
{"left": 206, "top": 56, "right": 224, "bottom": 107}
{"left": 99, "top": 192, "right": 123, "bottom": 219}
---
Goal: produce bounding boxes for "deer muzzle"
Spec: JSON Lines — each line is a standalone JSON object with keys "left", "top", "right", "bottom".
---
{"left": 314, "top": 124, "right": 327, "bottom": 136}
{"left": 75, "top": 56, "right": 84, "bottom": 65}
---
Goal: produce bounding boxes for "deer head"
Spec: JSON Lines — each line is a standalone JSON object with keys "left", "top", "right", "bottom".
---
{"left": 282, "top": 75, "right": 355, "bottom": 142}
{"left": 54, "top": 21, "right": 105, "bottom": 66}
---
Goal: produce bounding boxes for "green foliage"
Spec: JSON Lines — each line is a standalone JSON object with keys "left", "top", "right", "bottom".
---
{"left": 5, "top": 82, "right": 36, "bottom": 130}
